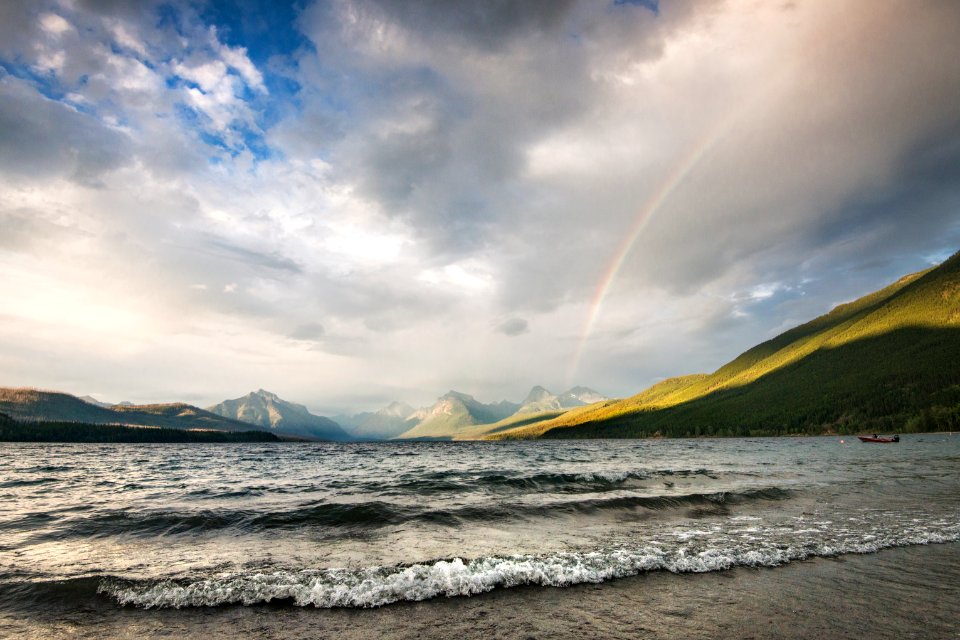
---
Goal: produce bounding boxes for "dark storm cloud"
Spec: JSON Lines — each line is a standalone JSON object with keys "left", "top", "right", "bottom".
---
{"left": 584, "top": 0, "right": 960, "bottom": 306}
{"left": 291, "top": 0, "right": 697, "bottom": 259}
{"left": 807, "top": 125, "right": 960, "bottom": 258}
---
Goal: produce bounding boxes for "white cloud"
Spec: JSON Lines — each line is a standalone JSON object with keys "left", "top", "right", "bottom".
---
{"left": 173, "top": 59, "right": 230, "bottom": 93}
{"left": 213, "top": 35, "right": 266, "bottom": 93}
{"left": 108, "top": 20, "right": 148, "bottom": 58}
{"left": 418, "top": 261, "right": 495, "bottom": 292}
{"left": 38, "top": 12, "right": 71, "bottom": 36}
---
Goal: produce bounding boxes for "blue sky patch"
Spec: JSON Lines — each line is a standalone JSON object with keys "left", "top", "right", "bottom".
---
{"left": 201, "top": 0, "right": 311, "bottom": 64}
{"left": 0, "top": 61, "right": 69, "bottom": 102}
{"left": 614, "top": 0, "right": 659, "bottom": 15}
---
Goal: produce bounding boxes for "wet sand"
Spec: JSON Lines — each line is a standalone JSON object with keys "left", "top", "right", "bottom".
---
{"left": 6, "top": 542, "right": 958, "bottom": 639}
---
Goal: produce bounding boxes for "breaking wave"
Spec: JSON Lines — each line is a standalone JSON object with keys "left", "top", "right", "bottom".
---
{"left": 98, "top": 511, "right": 960, "bottom": 609}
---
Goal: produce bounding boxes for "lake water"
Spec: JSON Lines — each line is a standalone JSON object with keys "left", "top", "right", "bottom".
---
{"left": 1, "top": 435, "right": 958, "bottom": 637}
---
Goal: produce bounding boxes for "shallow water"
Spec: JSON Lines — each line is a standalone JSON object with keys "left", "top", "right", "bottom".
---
{"left": 1, "top": 435, "right": 958, "bottom": 630}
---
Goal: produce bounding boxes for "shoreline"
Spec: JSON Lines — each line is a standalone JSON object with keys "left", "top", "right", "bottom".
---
{"left": 3, "top": 430, "right": 954, "bottom": 444}
{"left": 5, "top": 542, "right": 958, "bottom": 639}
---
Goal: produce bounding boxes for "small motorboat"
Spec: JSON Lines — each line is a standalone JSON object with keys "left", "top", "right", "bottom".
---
{"left": 857, "top": 435, "right": 900, "bottom": 443}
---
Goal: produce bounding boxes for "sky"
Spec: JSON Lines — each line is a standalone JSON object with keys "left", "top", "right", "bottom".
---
{"left": 1, "top": 0, "right": 959, "bottom": 415}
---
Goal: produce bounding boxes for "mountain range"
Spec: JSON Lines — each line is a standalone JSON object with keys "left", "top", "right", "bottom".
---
{"left": 390, "top": 386, "right": 606, "bottom": 440}
{"left": 0, "top": 385, "right": 607, "bottom": 442}
{"left": 394, "top": 391, "right": 521, "bottom": 440}
{"left": 0, "top": 388, "right": 256, "bottom": 432}
{"left": 0, "top": 388, "right": 350, "bottom": 441}
{"left": 329, "top": 385, "right": 607, "bottom": 440}
{"left": 206, "top": 389, "right": 351, "bottom": 441}
{"left": 493, "top": 250, "right": 960, "bottom": 439}
{"left": 516, "top": 385, "right": 607, "bottom": 413}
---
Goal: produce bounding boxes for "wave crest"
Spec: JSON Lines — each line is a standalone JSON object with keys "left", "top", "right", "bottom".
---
{"left": 99, "top": 513, "right": 960, "bottom": 609}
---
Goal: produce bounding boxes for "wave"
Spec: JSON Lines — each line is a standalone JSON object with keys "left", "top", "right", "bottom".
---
{"left": 389, "top": 468, "right": 725, "bottom": 495}
{"left": 0, "top": 478, "right": 59, "bottom": 488}
{"left": 17, "top": 488, "right": 793, "bottom": 539}
{"left": 2, "top": 468, "right": 732, "bottom": 497}
{"left": 184, "top": 488, "right": 266, "bottom": 499}
{"left": 97, "top": 514, "right": 960, "bottom": 609}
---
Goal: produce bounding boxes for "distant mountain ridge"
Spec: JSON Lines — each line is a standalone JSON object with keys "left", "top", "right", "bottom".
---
{"left": 0, "top": 388, "right": 259, "bottom": 432}
{"left": 334, "top": 401, "right": 416, "bottom": 440}
{"left": 558, "top": 386, "right": 607, "bottom": 407}
{"left": 207, "top": 389, "right": 351, "bottom": 441}
{"left": 516, "top": 385, "right": 607, "bottom": 413}
{"left": 392, "top": 386, "right": 607, "bottom": 440}
{"left": 494, "top": 250, "right": 960, "bottom": 439}
{"left": 395, "top": 391, "right": 520, "bottom": 440}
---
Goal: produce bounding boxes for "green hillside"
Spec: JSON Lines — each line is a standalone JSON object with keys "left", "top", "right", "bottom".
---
{"left": 495, "top": 251, "right": 960, "bottom": 439}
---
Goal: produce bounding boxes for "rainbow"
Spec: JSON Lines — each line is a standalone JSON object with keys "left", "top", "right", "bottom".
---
{"left": 566, "top": 115, "right": 739, "bottom": 386}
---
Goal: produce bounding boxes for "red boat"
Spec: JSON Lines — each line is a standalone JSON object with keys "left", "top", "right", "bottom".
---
{"left": 857, "top": 435, "right": 900, "bottom": 443}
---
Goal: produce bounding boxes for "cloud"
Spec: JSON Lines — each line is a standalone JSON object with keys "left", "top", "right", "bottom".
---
{"left": 352, "top": 0, "right": 578, "bottom": 51}
{"left": 39, "top": 12, "right": 71, "bottom": 35}
{"left": 211, "top": 31, "right": 266, "bottom": 92}
{"left": 0, "top": 0, "right": 958, "bottom": 413}
{"left": 498, "top": 318, "right": 529, "bottom": 336}
{"left": 0, "top": 75, "right": 132, "bottom": 185}
{"left": 0, "top": 209, "right": 79, "bottom": 253}
{"left": 290, "top": 322, "right": 325, "bottom": 340}
{"left": 290, "top": 0, "right": 695, "bottom": 259}
{"left": 203, "top": 238, "right": 303, "bottom": 274}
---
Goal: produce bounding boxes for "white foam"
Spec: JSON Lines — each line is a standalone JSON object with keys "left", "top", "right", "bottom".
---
{"left": 100, "top": 512, "right": 960, "bottom": 609}
{"left": 573, "top": 471, "right": 636, "bottom": 483}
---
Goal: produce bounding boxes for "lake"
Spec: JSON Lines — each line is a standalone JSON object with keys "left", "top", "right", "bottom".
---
{"left": 1, "top": 435, "right": 958, "bottom": 638}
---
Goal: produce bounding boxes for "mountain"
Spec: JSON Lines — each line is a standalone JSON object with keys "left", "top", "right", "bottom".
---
{"left": 518, "top": 385, "right": 556, "bottom": 411}
{"left": 334, "top": 401, "right": 416, "bottom": 440}
{"left": 515, "top": 385, "right": 607, "bottom": 413}
{"left": 0, "top": 388, "right": 261, "bottom": 432}
{"left": 395, "top": 391, "right": 520, "bottom": 440}
{"left": 449, "top": 385, "right": 607, "bottom": 439}
{"left": 494, "top": 250, "right": 960, "bottom": 439}
{"left": 207, "top": 389, "right": 351, "bottom": 441}
{"left": 557, "top": 386, "right": 607, "bottom": 408}
{"left": 521, "top": 386, "right": 553, "bottom": 405}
